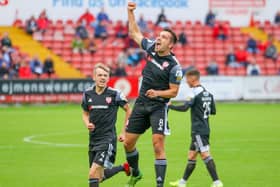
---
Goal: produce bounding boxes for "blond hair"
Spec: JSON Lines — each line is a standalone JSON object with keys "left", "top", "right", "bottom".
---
{"left": 93, "top": 63, "right": 110, "bottom": 75}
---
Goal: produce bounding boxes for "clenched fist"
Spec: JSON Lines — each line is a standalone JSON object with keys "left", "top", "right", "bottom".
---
{"left": 127, "top": 2, "right": 136, "bottom": 11}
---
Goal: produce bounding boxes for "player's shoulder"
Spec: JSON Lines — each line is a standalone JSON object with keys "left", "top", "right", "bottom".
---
{"left": 142, "top": 38, "right": 155, "bottom": 51}
{"left": 107, "top": 87, "right": 128, "bottom": 102}
{"left": 199, "top": 87, "right": 215, "bottom": 98}
{"left": 170, "top": 55, "right": 181, "bottom": 65}
{"left": 107, "top": 87, "right": 120, "bottom": 95}
{"left": 84, "top": 85, "right": 94, "bottom": 94}
{"left": 192, "top": 86, "right": 204, "bottom": 96}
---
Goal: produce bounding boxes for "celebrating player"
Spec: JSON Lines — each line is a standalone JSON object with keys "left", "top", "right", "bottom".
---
{"left": 81, "top": 63, "right": 131, "bottom": 187}
{"left": 169, "top": 69, "right": 223, "bottom": 187}
{"left": 124, "top": 2, "right": 183, "bottom": 187}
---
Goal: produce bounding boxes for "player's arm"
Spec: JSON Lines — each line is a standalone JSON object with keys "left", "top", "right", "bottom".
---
{"left": 145, "top": 64, "right": 183, "bottom": 99}
{"left": 115, "top": 91, "right": 131, "bottom": 142}
{"left": 146, "top": 83, "right": 180, "bottom": 98}
{"left": 169, "top": 101, "right": 192, "bottom": 112}
{"left": 119, "top": 103, "right": 131, "bottom": 142}
{"left": 82, "top": 111, "right": 95, "bottom": 131}
{"left": 211, "top": 96, "right": 216, "bottom": 115}
{"left": 127, "top": 2, "right": 144, "bottom": 47}
{"left": 81, "top": 93, "right": 95, "bottom": 131}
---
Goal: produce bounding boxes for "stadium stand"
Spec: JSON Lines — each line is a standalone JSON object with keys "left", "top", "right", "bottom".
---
{"left": 2, "top": 16, "right": 280, "bottom": 78}
{"left": 0, "top": 27, "right": 83, "bottom": 78}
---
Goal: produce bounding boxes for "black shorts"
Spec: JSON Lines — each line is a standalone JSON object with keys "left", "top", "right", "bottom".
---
{"left": 88, "top": 142, "right": 116, "bottom": 169}
{"left": 189, "top": 134, "right": 210, "bottom": 153}
{"left": 126, "top": 101, "right": 170, "bottom": 135}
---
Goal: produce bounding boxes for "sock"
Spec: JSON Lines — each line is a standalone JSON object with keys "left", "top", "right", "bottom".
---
{"left": 89, "top": 178, "right": 99, "bottom": 187}
{"left": 204, "top": 156, "right": 219, "bottom": 181}
{"left": 103, "top": 165, "right": 123, "bottom": 181}
{"left": 155, "top": 159, "right": 167, "bottom": 187}
{"left": 183, "top": 160, "right": 196, "bottom": 181}
{"left": 179, "top": 178, "right": 186, "bottom": 185}
{"left": 214, "top": 180, "right": 222, "bottom": 185}
{"left": 126, "top": 149, "right": 139, "bottom": 176}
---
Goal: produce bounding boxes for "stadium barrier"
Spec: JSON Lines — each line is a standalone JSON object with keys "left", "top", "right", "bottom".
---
{"left": 0, "top": 77, "right": 139, "bottom": 103}
{"left": 174, "top": 76, "right": 280, "bottom": 101}
{"left": 0, "top": 76, "right": 279, "bottom": 103}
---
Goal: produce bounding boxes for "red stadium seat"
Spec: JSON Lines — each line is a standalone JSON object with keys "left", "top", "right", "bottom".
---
{"left": 236, "top": 67, "right": 246, "bottom": 76}
{"left": 42, "top": 40, "right": 52, "bottom": 49}
{"left": 226, "top": 68, "right": 237, "bottom": 76}
{"left": 72, "top": 61, "right": 82, "bottom": 69}
{"left": 71, "top": 54, "right": 83, "bottom": 63}
{"left": 267, "top": 68, "right": 277, "bottom": 75}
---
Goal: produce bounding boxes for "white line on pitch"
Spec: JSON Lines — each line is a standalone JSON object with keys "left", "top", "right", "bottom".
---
{"left": 23, "top": 131, "right": 86, "bottom": 148}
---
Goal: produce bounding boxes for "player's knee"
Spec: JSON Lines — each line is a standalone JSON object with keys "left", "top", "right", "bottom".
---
{"left": 152, "top": 136, "right": 165, "bottom": 157}
{"left": 188, "top": 154, "right": 196, "bottom": 160}
{"left": 88, "top": 168, "right": 96, "bottom": 179}
{"left": 200, "top": 152, "right": 210, "bottom": 160}
{"left": 89, "top": 164, "right": 102, "bottom": 179}
{"left": 188, "top": 152, "right": 197, "bottom": 160}
{"left": 123, "top": 139, "right": 135, "bottom": 151}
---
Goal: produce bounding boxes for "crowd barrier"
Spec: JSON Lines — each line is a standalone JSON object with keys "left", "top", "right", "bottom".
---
{"left": 174, "top": 76, "right": 280, "bottom": 101}
{"left": 0, "top": 76, "right": 279, "bottom": 103}
{"left": 0, "top": 77, "right": 139, "bottom": 103}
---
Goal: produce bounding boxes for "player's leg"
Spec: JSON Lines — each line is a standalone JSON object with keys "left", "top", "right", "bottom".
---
{"left": 170, "top": 139, "right": 198, "bottom": 187}
{"left": 88, "top": 149, "right": 100, "bottom": 187}
{"left": 102, "top": 143, "right": 131, "bottom": 181}
{"left": 124, "top": 132, "right": 143, "bottom": 187}
{"left": 197, "top": 135, "right": 223, "bottom": 187}
{"left": 124, "top": 103, "right": 147, "bottom": 179}
{"left": 103, "top": 162, "right": 131, "bottom": 180}
{"left": 89, "top": 162, "right": 104, "bottom": 187}
{"left": 124, "top": 131, "right": 141, "bottom": 175}
{"left": 150, "top": 105, "right": 169, "bottom": 187}
{"left": 152, "top": 134, "right": 166, "bottom": 187}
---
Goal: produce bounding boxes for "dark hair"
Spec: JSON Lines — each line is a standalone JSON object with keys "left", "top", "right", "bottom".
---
{"left": 163, "top": 28, "right": 178, "bottom": 44}
{"left": 186, "top": 69, "right": 200, "bottom": 79}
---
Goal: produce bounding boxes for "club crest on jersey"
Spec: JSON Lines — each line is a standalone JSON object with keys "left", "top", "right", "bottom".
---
{"left": 162, "top": 61, "right": 169, "bottom": 68}
{"left": 147, "top": 55, "right": 153, "bottom": 61}
{"left": 106, "top": 97, "right": 112, "bottom": 104}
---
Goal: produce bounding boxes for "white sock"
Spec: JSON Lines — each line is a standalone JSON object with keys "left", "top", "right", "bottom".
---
{"left": 179, "top": 178, "right": 186, "bottom": 184}
{"left": 214, "top": 180, "right": 222, "bottom": 185}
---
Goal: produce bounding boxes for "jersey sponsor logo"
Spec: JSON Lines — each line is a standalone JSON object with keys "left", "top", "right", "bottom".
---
{"left": 106, "top": 97, "right": 112, "bottom": 104}
{"left": 89, "top": 105, "right": 109, "bottom": 110}
{"left": 0, "top": 0, "right": 8, "bottom": 6}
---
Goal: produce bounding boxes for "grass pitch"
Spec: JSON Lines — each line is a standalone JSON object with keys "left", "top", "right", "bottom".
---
{"left": 0, "top": 103, "right": 280, "bottom": 187}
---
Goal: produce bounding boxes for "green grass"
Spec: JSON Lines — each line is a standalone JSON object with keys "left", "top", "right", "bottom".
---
{"left": 0, "top": 103, "right": 280, "bottom": 187}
